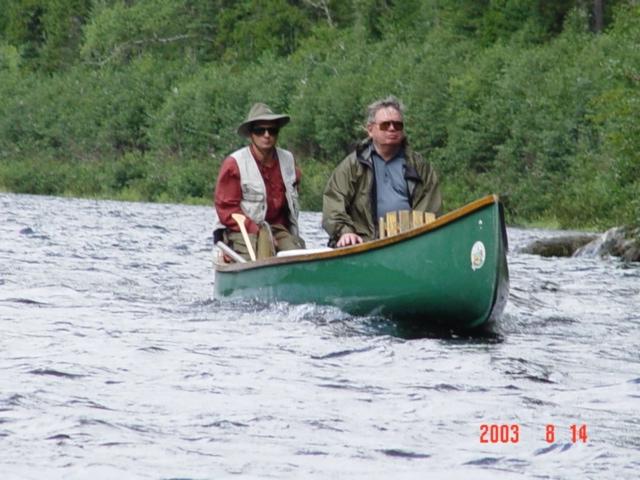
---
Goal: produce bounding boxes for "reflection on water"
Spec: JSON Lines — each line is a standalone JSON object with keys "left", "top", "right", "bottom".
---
{"left": 1, "top": 193, "right": 639, "bottom": 479}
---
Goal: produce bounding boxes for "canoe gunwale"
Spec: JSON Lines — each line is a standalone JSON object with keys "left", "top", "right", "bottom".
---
{"left": 214, "top": 194, "right": 501, "bottom": 273}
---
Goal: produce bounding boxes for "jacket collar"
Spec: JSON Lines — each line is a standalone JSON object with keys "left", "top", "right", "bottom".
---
{"left": 356, "top": 138, "right": 421, "bottom": 182}
{"left": 355, "top": 138, "right": 375, "bottom": 167}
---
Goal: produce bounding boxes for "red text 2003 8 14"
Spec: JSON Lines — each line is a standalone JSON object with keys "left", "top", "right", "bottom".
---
{"left": 479, "top": 424, "right": 588, "bottom": 444}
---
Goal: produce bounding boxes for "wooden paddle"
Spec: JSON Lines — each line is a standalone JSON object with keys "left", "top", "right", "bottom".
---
{"left": 231, "top": 213, "right": 256, "bottom": 261}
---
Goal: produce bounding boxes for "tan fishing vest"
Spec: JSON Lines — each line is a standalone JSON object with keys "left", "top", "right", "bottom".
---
{"left": 214, "top": 146, "right": 300, "bottom": 236}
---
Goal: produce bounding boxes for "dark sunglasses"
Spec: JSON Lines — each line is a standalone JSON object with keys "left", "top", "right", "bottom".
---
{"left": 251, "top": 126, "right": 280, "bottom": 136}
{"left": 375, "top": 121, "right": 404, "bottom": 131}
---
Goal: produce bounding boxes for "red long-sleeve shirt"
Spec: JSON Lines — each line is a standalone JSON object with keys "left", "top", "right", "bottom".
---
{"left": 214, "top": 146, "right": 301, "bottom": 234}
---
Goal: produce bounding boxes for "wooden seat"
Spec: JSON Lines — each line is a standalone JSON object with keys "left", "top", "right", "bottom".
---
{"left": 379, "top": 210, "right": 436, "bottom": 239}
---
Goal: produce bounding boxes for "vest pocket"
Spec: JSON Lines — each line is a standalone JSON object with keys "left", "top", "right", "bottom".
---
{"left": 242, "top": 186, "right": 265, "bottom": 202}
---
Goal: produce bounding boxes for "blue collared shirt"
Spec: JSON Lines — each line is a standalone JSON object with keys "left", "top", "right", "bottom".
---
{"left": 372, "top": 150, "right": 411, "bottom": 220}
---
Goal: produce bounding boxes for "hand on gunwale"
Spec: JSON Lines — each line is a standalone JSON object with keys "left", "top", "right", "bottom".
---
{"left": 337, "top": 233, "right": 364, "bottom": 247}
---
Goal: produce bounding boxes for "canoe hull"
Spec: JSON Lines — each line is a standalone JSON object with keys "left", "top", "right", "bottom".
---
{"left": 214, "top": 195, "right": 509, "bottom": 330}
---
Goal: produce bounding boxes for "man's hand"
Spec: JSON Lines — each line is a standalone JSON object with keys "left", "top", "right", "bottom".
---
{"left": 337, "top": 232, "right": 364, "bottom": 247}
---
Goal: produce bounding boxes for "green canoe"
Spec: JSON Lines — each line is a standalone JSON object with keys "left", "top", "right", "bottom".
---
{"left": 214, "top": 195, "right": 509, "bottom": 330}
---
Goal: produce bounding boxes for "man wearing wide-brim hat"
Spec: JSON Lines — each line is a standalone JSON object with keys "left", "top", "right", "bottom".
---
{"left": 213, "top": 102, "right": 305, "bottom": 261}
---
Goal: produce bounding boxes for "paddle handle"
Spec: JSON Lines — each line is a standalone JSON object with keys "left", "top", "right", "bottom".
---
{"left": 231, "top": 213, "right": 256, "bottom": 261}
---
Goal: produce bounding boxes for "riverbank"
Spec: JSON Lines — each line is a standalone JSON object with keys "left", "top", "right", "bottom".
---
{"left": 0, "top": 154, "right": 337, "bottom": 212}
{"left": 4, "top": 180, "right": 637, "bottom": 261}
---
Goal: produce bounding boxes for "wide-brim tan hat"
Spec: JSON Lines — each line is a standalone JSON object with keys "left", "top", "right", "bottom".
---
{"left": 237, "top": 102, "right": 290, "bottom": 137}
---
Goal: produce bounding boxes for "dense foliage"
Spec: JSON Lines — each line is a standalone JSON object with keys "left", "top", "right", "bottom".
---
{"left": 0, "top": 0, "right": 638, "bottom": 228}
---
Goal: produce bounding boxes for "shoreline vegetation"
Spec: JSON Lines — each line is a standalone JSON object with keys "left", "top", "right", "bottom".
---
{"left": 1, "top": 1, "right": 638, "bottom": 230}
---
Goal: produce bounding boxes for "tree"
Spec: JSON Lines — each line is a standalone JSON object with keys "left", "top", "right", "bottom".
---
{"left": 214, "top": 0, "right": 313, "bottom": 62}
{"left": 2, "top": 0, "right": 46, "bottom": 65}
{"left": 82, "top": 0, "right": 220, "bottom": 66}
{"left": 1, "top": 0, "right": 91, "bottom": 71}
{"left": 593, "top": 0, "right": 605, "bottom": 31}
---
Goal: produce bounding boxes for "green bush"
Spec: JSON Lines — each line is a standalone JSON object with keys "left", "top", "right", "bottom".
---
{"left": 297, "top": 158, "right": 335, "bottom": 211}
{"left": 1, "top": 0, "right": 639, "bottom": 230}
{"left": 165, "top": 158, "right": 217, "bottom": 203}
{"left": 0, "top": 157, "right": 69, "bottom": 195}
{"left": 149, "top": 56, "right": 298, "bottom": 159}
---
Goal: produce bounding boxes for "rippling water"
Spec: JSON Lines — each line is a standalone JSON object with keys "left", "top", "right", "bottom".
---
{"left": 1, "top": 193, "right": 639, "bottom": 479}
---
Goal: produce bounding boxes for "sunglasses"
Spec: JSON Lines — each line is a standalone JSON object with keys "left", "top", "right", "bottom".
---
{"left": 375, "top": 121, "right": 404, "bottom": 131}
{"left": 251, "top": 126, "right": 280, "bottom": 136}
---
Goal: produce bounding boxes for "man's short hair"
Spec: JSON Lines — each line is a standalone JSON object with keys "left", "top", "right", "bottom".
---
{"left": 366, "top": 95, "right": 405, "bottom": 124}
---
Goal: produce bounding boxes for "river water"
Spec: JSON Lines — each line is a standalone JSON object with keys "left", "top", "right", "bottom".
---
{"left": 1, "top": 192, "right": 638, "bottom": 479}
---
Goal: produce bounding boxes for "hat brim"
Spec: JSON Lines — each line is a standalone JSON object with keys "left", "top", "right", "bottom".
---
{"left": 237, "top": 115, "right": 290, "bottom": 137}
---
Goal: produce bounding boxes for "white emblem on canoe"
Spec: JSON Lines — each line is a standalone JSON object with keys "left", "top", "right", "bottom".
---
{"left": 471, "top": 241, "right": 486, "bottom": 271}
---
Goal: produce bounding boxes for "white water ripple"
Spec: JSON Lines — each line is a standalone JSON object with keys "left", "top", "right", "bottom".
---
{"left": 1, "top": 193, "right": 639, "bottom": 479}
